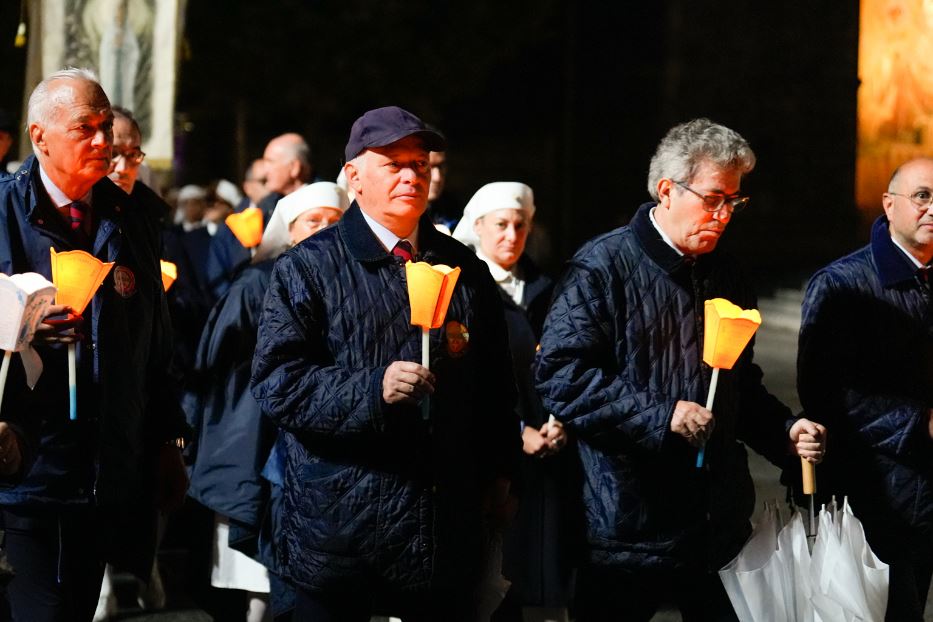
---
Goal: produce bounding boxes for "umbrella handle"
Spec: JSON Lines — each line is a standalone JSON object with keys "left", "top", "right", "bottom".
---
{"left": 696, "top": 367, "right": 719, "bottom": 468}
{"left": 801, "top": 457, "right": 816, "bottom": 495}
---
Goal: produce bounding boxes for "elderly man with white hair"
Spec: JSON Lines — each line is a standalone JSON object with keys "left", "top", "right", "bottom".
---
{"left": 0, "top": 68, "right": 189, "bottom": 621}
{"left": 455, "top": 182, "right": 574, "bottom": 621}
{"left": 251, "top": 106, "right": 520, "bottom": 620}
{"left": 186, "top": 181, "right": 348, "bottom": 622}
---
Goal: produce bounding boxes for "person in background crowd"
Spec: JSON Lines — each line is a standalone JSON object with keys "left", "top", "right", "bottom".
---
{"left": 534, "top": 118, "right": 826, "bottom": 621}
{"left": 0, "top": 108, "right": 16, "bottom": 173}
{"left": 94, "top": 104, "right": 172, "bottom": 621}
{"left": 242, "top": 159, "right": 268, "bottom": 210}
{"left": 187, "top": 182, "right": 349, "bottom": 622}
{"left": 163, "top": 184, "right": 215, "bottom": 379}
{"left": 203, "top": 179, "right": 241, "bottom": 235}
{"left": 426, "top": 148, "right": 462, "bottom": 233}
{"left": 0, "top": 67, "right": 189, "bottom": 622}
{"left": 205, "top": 133, "right": 312, "bottom": 299}
{"left": 797, "top": 157, "right": 933, "bottom": 621}
{"left": 454, "top": 182, "right": 576, "bottom": 622}
{"left": 251, "top": 106, "right": 521, "bottom": 620}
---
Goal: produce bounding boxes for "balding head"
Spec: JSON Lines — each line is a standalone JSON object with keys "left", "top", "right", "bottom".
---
{"left": 882, "top": 157, "right": 933, "bottom": 265}
{"left": 263, "top": 132, "right": 312, "bottom": 195}
{"left": 27, "top": 68, "right": 113, "bottom": 200}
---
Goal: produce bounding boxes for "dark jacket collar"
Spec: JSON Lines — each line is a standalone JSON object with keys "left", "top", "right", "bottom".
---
{"left": 870, "top": 214, "right": 923, "bottom": 288}
{"left": 630, "top": 202, "right": 700, "bottom": 274}
{"left": 339, "top": 201, "right": 448, "bottom": 264}
{"left": 21, "top": 156, "right": 128, "bottom": 249}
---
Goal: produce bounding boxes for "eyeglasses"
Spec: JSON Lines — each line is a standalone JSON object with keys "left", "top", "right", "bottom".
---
{"left": 111, "top": 149, "right": 145, "bottom": 166}
{"left": 673, "top": 180, "right": 750, "bottom": 213}
{"left": 887, "top": 189, "right": 933, "bottom": 213}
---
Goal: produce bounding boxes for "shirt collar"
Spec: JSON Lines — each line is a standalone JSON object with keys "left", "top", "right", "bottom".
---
{"left": 475, "top": 249, "right": 517, "bottom": 283}
{"left": 38, "top": 165, "right": 91, "bottom": 207}
{"left": 359, "top": 207, "right": 419, "bottom": 255}
{"left": 648, "top": 206, "right": 685, "bottom": 257}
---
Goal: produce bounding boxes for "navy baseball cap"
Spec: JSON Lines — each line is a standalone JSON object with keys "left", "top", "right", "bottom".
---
{"left": 344, "top": 106, "right": 446, "bottom": 161}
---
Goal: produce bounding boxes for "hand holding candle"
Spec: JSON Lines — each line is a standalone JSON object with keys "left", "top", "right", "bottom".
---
{"left": 49, "top": 249, "right": 114, "bottom": 421}
{"left": 696, "top": 298, "right": 761, "bottom": 467}
{"left": 404, "top": 260, "right": 460, "bottom": 420}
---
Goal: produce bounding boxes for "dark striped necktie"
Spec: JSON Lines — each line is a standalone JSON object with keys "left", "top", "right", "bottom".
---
{"left": 68, "top": 201, "right": 88, "bottom": 232}
{"left": 392, "top": 240, "right": 414, "bottom": 262}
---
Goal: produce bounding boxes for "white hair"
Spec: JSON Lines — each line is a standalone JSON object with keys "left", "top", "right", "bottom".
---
{"left": 647, "top": 118, "right": 755, "bottom": 201}
{"left": 27, "top": 67, "right": 104, "bottom": 128}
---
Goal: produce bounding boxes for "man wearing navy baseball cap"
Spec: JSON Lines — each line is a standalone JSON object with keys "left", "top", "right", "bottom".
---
{"left": 252, "top": 106, "right": 521, "bottom": 619}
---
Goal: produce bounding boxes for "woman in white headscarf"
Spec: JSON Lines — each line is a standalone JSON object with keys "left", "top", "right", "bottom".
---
{"left": 186, "top": 182, "right": 348, "bottom": 622}
{"left": 454, "top": 183, "right": 575, "bottom": 622}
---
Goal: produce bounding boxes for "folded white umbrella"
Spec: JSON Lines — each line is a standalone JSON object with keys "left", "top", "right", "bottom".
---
{"left": 720, "top": 497, "right": 888, "bottom": 622}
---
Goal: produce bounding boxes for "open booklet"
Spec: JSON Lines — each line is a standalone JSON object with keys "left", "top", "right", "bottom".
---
{"left": 0, "top": 272, "right": 57, "bottom": 388}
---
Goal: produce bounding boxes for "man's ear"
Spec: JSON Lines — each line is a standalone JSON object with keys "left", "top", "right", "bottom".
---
{"left": 657, "top": 178, "right": 674, "bottom": 209}
{"left": 289, "top": 159, "right": 302, "bottom": 183}
{"left": 29, "top": 123, "right": 46, "bottom": 155}
{"left": 881, "top": 192, "right": 895, "bottom": 221}
{"left": 344, "top": 161, "right": 363, "bottom": 195}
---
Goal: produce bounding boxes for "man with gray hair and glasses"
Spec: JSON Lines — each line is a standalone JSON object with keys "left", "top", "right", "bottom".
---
{"left": 535, "top": 118, "right": 825, "bottom": 620}
{"left": 798, "top": 157, "right": 933, "bottom": 621}
{"left": 0, "top": 68, "right": 188, "bottom": 621}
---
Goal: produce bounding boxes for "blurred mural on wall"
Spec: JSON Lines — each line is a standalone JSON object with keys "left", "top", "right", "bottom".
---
{"left": 22, "top": 0, "right": 184, "bottom": 169}
{"left": 857, "top": 0, "right": 933, "bottom": 215}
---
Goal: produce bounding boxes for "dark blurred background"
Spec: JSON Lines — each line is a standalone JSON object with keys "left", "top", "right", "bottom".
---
{"left": 0, "top": 0, "right": 863, "bottom": 283}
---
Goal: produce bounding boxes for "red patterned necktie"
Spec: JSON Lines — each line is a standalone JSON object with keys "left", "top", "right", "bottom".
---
{"left": 68, "top": 201, "right": 87, "bottom": 232}
{"left": 392, "top": 240, "right": 414, "bottom": 262}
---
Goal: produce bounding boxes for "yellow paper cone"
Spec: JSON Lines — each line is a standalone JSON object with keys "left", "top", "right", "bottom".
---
{"left": 702, "top": 298, "right": 761, "bottom": 370}
{"left": 226, "top": 206, "right": 264, "bottom": 248}
{"left": 49, "top": 249, "right": 115, "bottom": 314}
{"left": 160, "top": 260, "right": 178, "bottom": 292}
{"left": 405, "top": 262, "right": 461, "bottom": 329}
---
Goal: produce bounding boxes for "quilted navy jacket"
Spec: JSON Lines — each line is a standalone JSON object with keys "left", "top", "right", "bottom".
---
{"left": 535, "top": 203, "right": 795, "bottom": 571}
{"left": 798, "top": 215, "right": 933, "bottom": 547}
{"left": 251, "top": 203, "right": 520, "bottom": 594}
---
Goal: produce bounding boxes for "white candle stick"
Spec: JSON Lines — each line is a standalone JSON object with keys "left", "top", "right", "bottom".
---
{"left": 68, "top": 342, "right": 77, "bottom": 421}
{"left": 696, "top": 367, "right": 719, "bottom": 468}
{"left": 421, "top": 327, "right": 430, "bottom": 420}
{"left": 0, "top": 351, "right": 11, "bottom": 415}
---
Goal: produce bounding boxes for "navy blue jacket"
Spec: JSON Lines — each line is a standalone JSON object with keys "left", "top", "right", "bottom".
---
{"left": 251, "top": 203, "right": 520, "bottom": 594}
{"left": 535, "top": 203, "right": 795, "bottom": 571}
{"left": 798, "top": 215, "right": 933, "bottom": 547}
{"left": 187, "top": 261, "right": 275, "bottom": 532}
{"left": 0, "top": 157, "right": 188, "bottom": 576}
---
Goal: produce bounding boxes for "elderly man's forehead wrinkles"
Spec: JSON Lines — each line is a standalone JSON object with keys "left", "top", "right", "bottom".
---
{"left": 374, "top": 138, "right": 428, "bottom": 158}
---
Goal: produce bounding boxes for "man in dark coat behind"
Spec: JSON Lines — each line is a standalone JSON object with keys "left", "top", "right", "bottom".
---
{"left": 251, "top": 106, "right": 521, "bottom": 621}
{"left": 798, "top": 157, "right": 933, "bottom": 621}
{"left": 0, "top": 68, "right": 189, "bottom": 621}
{"left": 534, "top": 118, "right": 826, "bottom": 621}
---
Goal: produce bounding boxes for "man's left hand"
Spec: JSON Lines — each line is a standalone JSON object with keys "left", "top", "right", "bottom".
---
{"left": 155, "top": 444, "right": 189, "bottom": 512}
{"left": 789, "top": 418, "right": 827, "bottom": 464}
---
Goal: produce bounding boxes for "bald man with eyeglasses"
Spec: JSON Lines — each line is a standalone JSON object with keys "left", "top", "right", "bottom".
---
{"left": 798, "top": 157, "right": 933, "bottom": 622}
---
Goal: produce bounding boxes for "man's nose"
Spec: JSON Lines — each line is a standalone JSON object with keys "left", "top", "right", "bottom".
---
{"left": 92, "top": 129, "right": 110, "bottom": 149}
{"left": 713, "top": 205, "right": 733, "bottom": 224}
{"left": 401, "top": 166, "right": 421, "bottom": 183}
